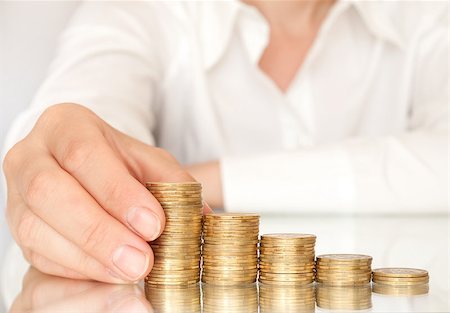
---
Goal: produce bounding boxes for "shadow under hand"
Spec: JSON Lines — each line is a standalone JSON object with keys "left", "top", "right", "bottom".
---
{"left": 9, "top": 267, "right": 153, "bottom": 313}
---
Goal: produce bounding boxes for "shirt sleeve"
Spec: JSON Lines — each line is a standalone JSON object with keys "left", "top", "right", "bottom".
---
{"left": 221, "top": 18, "right": 448, "bottom": 214}
{"left": 2, "top": 1, "right": 162, "bottom": 156}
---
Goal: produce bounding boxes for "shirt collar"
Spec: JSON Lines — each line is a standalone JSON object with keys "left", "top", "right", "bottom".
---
{"left": 351, "top": 1, "right": 404, "bottom": 48}
{"left": 198, "top": 0, "right": 405, "bottom": 71}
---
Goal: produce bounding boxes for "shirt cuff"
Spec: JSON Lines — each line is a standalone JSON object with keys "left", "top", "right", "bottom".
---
{"left": 220, "top": 146, "right": 356, "bottom": 213}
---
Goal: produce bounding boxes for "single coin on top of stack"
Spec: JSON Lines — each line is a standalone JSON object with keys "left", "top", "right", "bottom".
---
{"left": 316, "top": 254, "right": 372, "bottom": 286}
{"left": 202, "top": 213, "right": 259, "bottom": 285}
{"left": 372, "top": 268, "right": 429, "bottom": 296}
{"left": 259, "top": 233, "right": 316, "bottom": 285}
{"left": 145, "top": 182, "right": 203, "bottom": 286}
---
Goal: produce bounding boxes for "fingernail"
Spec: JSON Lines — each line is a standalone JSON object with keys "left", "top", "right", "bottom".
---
{"left": 112, "top": 245, "right": 149, "bottom": 281}
{"left": 111, "top": 296, "right": 150, "bottom": 313}
{"left": 127, "top": 207, "right": 161, "bottom": 240}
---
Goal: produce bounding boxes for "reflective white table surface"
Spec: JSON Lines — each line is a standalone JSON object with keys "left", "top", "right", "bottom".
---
{"left": 4, "top": 214, "right": 449, "bottom": 312}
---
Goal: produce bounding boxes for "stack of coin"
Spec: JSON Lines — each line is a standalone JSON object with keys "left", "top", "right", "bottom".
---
{"left": 315, "top": 254, "right": 372, "bottom": 286}
{"left": 259, "top": 233, "right": 316, "bottom": 285}
{"left": 259, "top": 283, "right": 315, "bottom": 313}
{"left": 202, "top": 213, "right": 259, "bottom": 285}
{"left": 372, "top": 268, "right": 429, "bottom": 296}
{"left": 202, "top": 284, "right": 258, "bottom": 313}
{"left": 144, "top": 284, "right": 201, "bottom": 313}
{"left": 316, "top": 284, "right": 372, "bottom": 310}
{"left": 145, "top": 182, "right": 203, "bottom": 285}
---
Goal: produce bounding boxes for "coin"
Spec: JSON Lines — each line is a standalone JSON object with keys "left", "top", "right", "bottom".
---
{"left": 259, "top": 233, "right": 316, "bottom": 286}
{"left": 315, "top": 254, "right": 372, "bottom": 285}
{"left": 145, "top": 182, "right": 203, "bottom": 286}
{"left": 202, "top": 213, "right": 259, "bottom": 285}
{"left": 372, "top": 268, "right": 428, "bottom": 278}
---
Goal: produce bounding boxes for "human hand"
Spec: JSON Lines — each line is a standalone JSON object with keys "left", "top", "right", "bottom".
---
{"left": 3, "top": 103, "right": 199, "bottom": 283}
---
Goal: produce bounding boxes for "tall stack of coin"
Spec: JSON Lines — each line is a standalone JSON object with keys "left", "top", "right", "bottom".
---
{"left": 316, "top": 284, "right": 372, "bottom": 310}
{"left": 145, "top": 182, "right": 203, "bottom": 285}
{"left": 372, "top": 268, "right": 429, "bottom": 295}
{"left": 259, "top": 283, "right": 315, "bottom": 313}
{"left": 259, "top": 233, "right": 316, "bottom": 285}
{"left": 202, "top": 213, "right": 259, "bottom": 285}
{"left": 144, "top": 284, "right": 201, "bottom": 313}
{"left": 315, "top": 254, "right": 372, "bottom": 286}
{"left": 202, "top": 284, "right": 258, "bottom": 313}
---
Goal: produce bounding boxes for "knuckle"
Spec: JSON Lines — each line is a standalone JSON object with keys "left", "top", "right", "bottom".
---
{"left": 37, "top": 104, "right": 99, "bottom": 139}
{"left": 102, "top": 180, "right": 124, "bottom": 206}
{"left": 60, "top": 139, "right": 95, "bottom": 173}
{"left": 27, "top": 251, "right": 41, "bottom": 267}
{"left": 22, "top": 249, "right": 32, "bottom": 264}
{"left": 153, "top": 147, "right": 177, "bottom": 163}
{"left": 79, "top": 219, "right": 108, "bottom": 252}
{"left": 40, "top": 103, "right": 91, "bottom": 124}
{"left": 2, "top": 141, "right": 25, "bottom": 176}
{"left": 25, "top": 171, "right": 56, "bottom": 206}
{"left": 16, "top": 213, "right": 37, "bottom": 248}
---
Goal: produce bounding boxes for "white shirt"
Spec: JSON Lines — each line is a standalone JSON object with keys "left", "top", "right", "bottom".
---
{"left": 3, "top": 0, "right": 449, "bottom": 214}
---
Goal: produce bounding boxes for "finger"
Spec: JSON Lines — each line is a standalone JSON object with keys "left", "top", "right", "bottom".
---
{"left": 15, "top": 209, "right": 130, "bottom": 283}
{"left": 47, "top": 127, "right": 166, "bottom": 242}
{"left": 114, "top": 131, "right": 194, "bottom": 183}
{"left": 16, "top": 153, "right": 153, "bottom": 282}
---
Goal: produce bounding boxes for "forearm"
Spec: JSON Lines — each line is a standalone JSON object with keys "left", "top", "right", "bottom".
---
{"left": 189, "top": 131, "right": 448, "bottom": 214}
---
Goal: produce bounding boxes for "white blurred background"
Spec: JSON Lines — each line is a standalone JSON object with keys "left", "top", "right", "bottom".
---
{"left": 0, "top": 2, "right": 79, "bottom": 310}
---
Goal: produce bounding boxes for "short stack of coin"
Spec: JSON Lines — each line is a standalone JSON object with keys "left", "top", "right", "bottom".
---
{"left": 315, "top": 254, "right": 372, "bottom": 286}
{"left": 372, "top": 268, "right": 429, "bottom": 295}
{"left": 316, "top": 284, "right": 372, "bottom": 310}
{"left": 144, "top": 284, "right": 201, "bottom": 313}
{"left": 259, "top": 283, "right": 315, "bottom": 313}
{"left": 202, "top": 213, "right": 259, "bottom": 285}
{"left": 202, "top": 284, "right": 258, "bottom": 313}
{"left": 259, "top": 233, "right": 316, "bottom": 285}
{"left": 145, "top": 182, "right": 203, "bottom": 285}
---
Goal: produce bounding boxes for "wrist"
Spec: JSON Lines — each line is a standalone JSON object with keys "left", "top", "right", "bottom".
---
{"left": 185, "top": 160, "right": 223, "bottom": 209}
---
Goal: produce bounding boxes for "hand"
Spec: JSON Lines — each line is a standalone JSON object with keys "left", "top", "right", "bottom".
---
{"left": 9, "top": 267, "right": 153, "bottom": 313}
{"left": 185, "top": 161, "right": 223, "bottom": 209}
{"left": 3, "top": 103, "right": 197, "bottom": 283}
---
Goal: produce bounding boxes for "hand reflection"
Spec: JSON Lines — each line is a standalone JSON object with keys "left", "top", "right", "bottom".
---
{"left": 10, "top": 268, "right": 153, "bottom": 313}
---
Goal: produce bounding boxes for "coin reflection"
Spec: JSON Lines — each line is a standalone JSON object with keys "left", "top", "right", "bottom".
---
{"left": 202, "top": 283, "right": 258, "bottom": 313}
{"left": 372, "top": 283, "right": 429, "bottom": 296}
{"left": 259, "top": 283, "right": 315, "bottom": 313}
{"left": 315, "top": 284, "right": 372, "bottom": 310}
{"left": 144, "top": 283, "right": 201, "bottom": 313}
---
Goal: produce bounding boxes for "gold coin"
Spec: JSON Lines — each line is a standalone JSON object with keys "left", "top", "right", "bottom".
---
{"left": 372, "top": 268, "right": 428, "bottom": 278}
{"left": 317, "top": 254, "right": 372, "bottom": 261}
{"left": 372, "top": 280, "right": 429, "bottom": 286}
{"left": 372, "top": 275, "right": 429, "bottom": 282}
